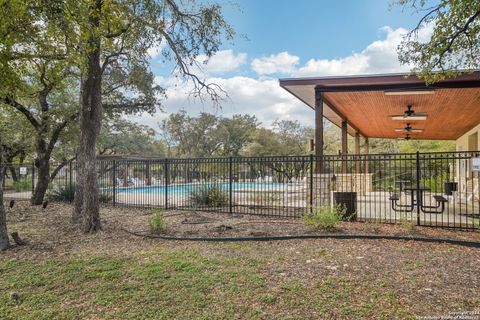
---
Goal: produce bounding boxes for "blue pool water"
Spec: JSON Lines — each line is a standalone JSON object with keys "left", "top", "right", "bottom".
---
{"left": 118, "top": 183, "right": 291, "bottom": 195}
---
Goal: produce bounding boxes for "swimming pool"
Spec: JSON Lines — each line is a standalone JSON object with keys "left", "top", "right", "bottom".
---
{"left": 117, "top": 182, "right": 297, "bottom": 195}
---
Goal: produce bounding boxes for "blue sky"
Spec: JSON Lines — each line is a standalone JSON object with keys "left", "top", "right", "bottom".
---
{"left": 222, "top": 0, "right": 423, "bottom": 62}
{"left": 141, "top": 0, "right": 432, "bottom": 129}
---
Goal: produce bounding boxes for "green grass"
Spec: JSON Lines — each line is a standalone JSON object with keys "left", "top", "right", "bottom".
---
{"left": 0, "top": 247, "right": 425, "bottom": 320}
{"left": 1, "top": 242, "right": 478, "bottom": 319}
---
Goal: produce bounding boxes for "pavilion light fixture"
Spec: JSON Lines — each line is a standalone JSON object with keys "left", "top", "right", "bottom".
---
{"left": 390, "top": 105, "right": 427, "bottom": 121}
{"left": 384, "top": 89, "right": 435, "bottom": 96}
{"left": 394, "top": 123, "right": 423, "bottom": 133}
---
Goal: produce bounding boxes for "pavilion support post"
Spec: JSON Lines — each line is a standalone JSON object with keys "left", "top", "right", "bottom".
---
{"left": 314, "top": 87, "right": 324, "bottom": 173}
{"left": 355, "top": 132, "right": 360, "bottom": 173}
{"left": 307, "top": 87, "right": 330, "bottom": 210}
{"left": 341, "top": 120, "right": 348, "bottom": 173}
{"left": 365, "top": 137, "right": 369, "bottom": 173}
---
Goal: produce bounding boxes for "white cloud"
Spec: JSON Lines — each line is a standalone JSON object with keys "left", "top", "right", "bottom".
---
{"left": 147, "top": 40, "right": 167, "bottom": 58}
{"left": 134, "top": 26, "right": 430, "bottom": 131}
{"left": 251, "top": 51, "right": 300, "bottom": 75}
{"left": 196, "top": 49, "right": 247, "bottom": 74}
{"left": 130, "top": 76, "right": 309, "bottom": 130}
{"left": 295, "top": 27, "right": 412, "bottom": 77}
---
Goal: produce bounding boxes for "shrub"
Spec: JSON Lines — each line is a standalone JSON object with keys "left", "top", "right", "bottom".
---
{"left": 50, "top": 184, "right": 76, "bottom": 202}
{"left": 189, "top": 185, "right": 228, "bottom": 208}
{"left": 303, "top": 205, "right": 344, "bottom": 230}
{"left": 99, "top": 192, "right": 113, "bottom": 204}
{"left": 399, "top": 212, "right": 415, "bottom": 233}
{"left": 149, "top": 209, "right": 166, "bottom": 234}
{"left": 14, "top": 179, "right": 32, "bottom": 192}
{"left": 49, "top": 184, "right": 112, "bottom": 203}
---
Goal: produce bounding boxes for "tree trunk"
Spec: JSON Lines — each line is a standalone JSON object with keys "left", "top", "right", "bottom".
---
{"left": 7, "top": 165, "right": 18, "bottom": 182}
{"left": 0, "top": 149, "right": 10, "bottom": 251}
{"left": 31, "top": 157, "right": 50, "bottom": 205}
{"left": 72, "top": 164, "right": 83, "bottom": 223}
{"left": 75, "top": 0, "right": 103, "bottom": 233}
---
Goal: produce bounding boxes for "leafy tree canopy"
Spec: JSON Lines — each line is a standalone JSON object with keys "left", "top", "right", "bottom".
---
{"left": 396, "top": 0, "right": 480, "bottom": 83}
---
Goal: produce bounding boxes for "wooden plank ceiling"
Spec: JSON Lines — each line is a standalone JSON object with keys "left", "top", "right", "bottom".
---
{"left": 324, "top": 88, "right": 480, "bottom": 140}
{"left": 280, "top": 72, "right": 480, "bottom": 140}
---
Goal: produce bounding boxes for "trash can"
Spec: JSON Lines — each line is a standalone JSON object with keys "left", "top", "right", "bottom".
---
{"left": 333, "top": 192, "right": 357, "bottom": 221}
{"left": 444, "top": 182, "right": 457, "bottom": 196}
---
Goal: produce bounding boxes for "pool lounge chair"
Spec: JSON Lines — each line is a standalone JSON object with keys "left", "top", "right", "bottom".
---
{"left": 128, "top": 177, "right": 145, "bottom": 187}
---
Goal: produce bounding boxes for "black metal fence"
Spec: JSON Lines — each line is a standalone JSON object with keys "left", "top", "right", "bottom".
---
{"left": 2, "top": 151, "right": 480, "bottom": 229}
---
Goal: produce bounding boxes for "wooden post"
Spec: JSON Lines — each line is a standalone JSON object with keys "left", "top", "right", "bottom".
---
{"left": 355, "top": 132, "right": 360, "bottom": 173}
{"left": 341, "top": 120, "right": 348, "bottom": 173}
{"left": 315, "top": 87, "right": 324, "bottom": 173}
{"left": 365, "top": 137, "right": 369, "bottom": 173}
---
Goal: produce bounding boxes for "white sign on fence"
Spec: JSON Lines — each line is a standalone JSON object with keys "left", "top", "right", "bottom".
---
{"left": 19, "top": 167, "right": 27, "bottom": 175}
{"left": 472, "top": 158, "right": 480, "bottom": 172}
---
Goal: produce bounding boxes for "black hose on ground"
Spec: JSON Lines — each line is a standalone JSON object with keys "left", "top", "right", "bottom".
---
{"left": 122, "top": 228, "right": 480, "bottom": 248}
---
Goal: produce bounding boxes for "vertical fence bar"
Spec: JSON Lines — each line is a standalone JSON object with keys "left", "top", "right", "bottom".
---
{"left": 309, "top": 154, "right": 313, "bottom": 212}
{"left": 416, "top": 151, "right": 421, "bottom": 226}
{"left": 229, "top": 156, "right": 233, "bottom": 214}
{"left": 112, "top": 160, "right": 116, "bottom": 206}
{"left": 164, "top": 158, "right": 168, "bottom": 209}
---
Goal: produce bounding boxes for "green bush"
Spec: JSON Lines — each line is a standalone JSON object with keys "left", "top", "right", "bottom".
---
{"left": 149, "top": 209, "right": 166, "bottom": 234}
{"left": 189, "top": 185, "right": 228, "bottom": 208}
{"left": 99, "top": 192, "right": 113, "bottom": 204}
{"left": 303, "top": 205, "right": 344, "bottom": 230}
{"left": 50, "top": 184, "right": 76, "bottom": 202}
{"left": 14, "top": 179, "right": 32, "bottom": 192}
{"left": 399, "top": 212, "right": 415, "bottom": 233}
{"left": 49, "top": 184, "right": 112, "bottom": 203}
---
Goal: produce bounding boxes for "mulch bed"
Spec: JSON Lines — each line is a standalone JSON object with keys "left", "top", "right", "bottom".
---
{"left": 3, "top": 200, "right": 480, "bottom": 249}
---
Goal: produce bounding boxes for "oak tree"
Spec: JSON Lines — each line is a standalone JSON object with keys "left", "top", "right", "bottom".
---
{"left": 396, "top": 0, "right": 480, "bottom": 83}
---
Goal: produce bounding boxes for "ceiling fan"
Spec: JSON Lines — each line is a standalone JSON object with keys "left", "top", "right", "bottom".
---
{"left": 391, "top": 105, "right": 427, "bottom": 121}
{"left": 394, "top": 123, "right": 423, "bottom": 133}
{"left": 397, "top": 134, "right": 413, "bottom": 140}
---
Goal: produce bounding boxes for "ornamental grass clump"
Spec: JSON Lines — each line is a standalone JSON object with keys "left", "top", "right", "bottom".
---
{"left": 50, "top": 184, "right": 76, "bottom": 202}
{"left": 149, "top": 209, "right": 166, "bottom": 234}
{"left": 189, "top": 185, "right": 228, "bottom": 208}
{"left": 49, "top": 184, "right": 112, "bottom": 203}
{"left": 303, "top": 205, "right": 344, "bottom": 230}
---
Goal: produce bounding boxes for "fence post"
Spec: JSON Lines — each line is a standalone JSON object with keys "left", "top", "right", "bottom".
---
{"left": 309, "top": 154, "right": 314, "bottom": 212}
{"left": 416, "top": 151, "right": 421, "bottom": 226}
{"left": 164, "top": 158, "right": 168, "bottom": 209}
{"left": 112, "top": 160, "right": 116, "bottom": 206}
{"left": 229, "top": 156, "right": 233, "bottom": 214}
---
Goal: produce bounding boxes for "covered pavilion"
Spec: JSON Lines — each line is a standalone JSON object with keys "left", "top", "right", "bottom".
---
{"left": 280, "top": 72, "right": 480, "bottom": 228}
{"left": 280, "top": 71, "right": 480, "bottom": 162}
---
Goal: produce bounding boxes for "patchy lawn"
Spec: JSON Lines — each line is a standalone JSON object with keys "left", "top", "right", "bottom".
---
{"left": 1, "top": 202, "right": 479, "bottom": 319}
